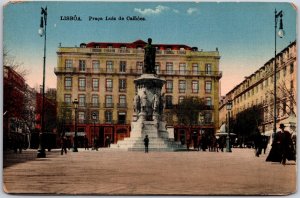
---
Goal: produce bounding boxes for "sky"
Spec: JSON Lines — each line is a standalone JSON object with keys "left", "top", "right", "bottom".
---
{"left": 2, "top": 0, "right": 297, "bottom": 95}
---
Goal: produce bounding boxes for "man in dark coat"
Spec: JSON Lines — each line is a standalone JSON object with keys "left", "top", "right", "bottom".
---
{"left": 266, "top": 124, "right": 295, "bottom": 164}
{"left": 280, "top": 124, "right": 295, "bottom": 164}
{"left": 254, "top": 131, "right": 262, "bottom": 157}
{"left": 144, "top": 135, "right": 149, "bottom": 153}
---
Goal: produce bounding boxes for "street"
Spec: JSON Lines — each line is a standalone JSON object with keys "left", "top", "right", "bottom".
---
{"left": 3, "top": 148, "right": 296, "bottom": 195}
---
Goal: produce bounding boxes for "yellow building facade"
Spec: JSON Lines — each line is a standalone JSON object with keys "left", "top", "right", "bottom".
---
{"left": 219, "top": 41, "right": 297, "bottom": 140}
{"left": 55, "top": 40, "right": 222, "bottom": 147}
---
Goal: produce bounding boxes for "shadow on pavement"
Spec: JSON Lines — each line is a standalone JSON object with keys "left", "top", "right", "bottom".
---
{"left": 3, "top": 149, "right": 61, "bottom": 168}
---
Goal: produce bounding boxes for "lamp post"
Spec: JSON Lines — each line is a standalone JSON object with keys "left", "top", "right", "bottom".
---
{"left": 73, "top": 99, "right": 79, "bottom": 152}
{"left": 37, "top": 7, "right": 47, "bottom": 158}
{"left": 226, "top": 100, "right": 232, "bottom": 152}
{"left": 273, "top": 9, "right": 285, "bottom": 139}
{"left": 92, "top": 112, "right": 97, "bottom": 148}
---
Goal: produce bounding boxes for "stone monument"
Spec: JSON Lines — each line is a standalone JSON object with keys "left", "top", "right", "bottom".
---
{"left": 111, "top": 38, "right": 182, "bottom": 151}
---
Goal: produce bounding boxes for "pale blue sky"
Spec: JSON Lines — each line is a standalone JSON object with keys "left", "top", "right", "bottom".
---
{"left": 3, "top": 1, "right": 297, "bottom": 95}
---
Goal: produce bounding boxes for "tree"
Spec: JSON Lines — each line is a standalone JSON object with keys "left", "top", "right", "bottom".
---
{"left": 266, "top": 81, "right": 296, "bottom": 116}
{"left": 232, "top": 104, "right": 264, "bottom": 144}
{"left": 172, "top": 97, "right": 208, "bottom": 127}
{"left": 3, "top": 47, "right": 29, "bottom": 77}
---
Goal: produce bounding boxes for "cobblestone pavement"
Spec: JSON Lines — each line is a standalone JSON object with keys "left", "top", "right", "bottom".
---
{"left": 3, "top": 148, "right": 297, "bottom": 195}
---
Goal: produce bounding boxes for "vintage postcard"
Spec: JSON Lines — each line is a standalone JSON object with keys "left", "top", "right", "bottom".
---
{"left": 2, "top": 0, "right": 297, "bottom": 196}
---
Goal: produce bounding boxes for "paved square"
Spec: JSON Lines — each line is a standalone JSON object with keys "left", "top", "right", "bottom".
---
{"left": 3, "top": 148, "right": 296, "bottom": 195}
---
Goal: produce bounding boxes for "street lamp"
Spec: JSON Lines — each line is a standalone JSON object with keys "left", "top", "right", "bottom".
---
{"left": 73, "top": 99, "right": 79, "bottom": 152}
{"left": 92, "top": 112, "right": 97, "bottom": 148}
{"left": 273, "top": 9, "right": 284, "bottom": 138}
{"left": 226, "top": 100, "right": 232, "bottom": 152}
{"left": 37, "top": 7, "right": 47, "bottom": 158}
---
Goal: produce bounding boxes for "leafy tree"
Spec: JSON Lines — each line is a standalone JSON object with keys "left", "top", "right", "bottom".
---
{"left": 172, "top": 96, "right": 208, "bottom": 127}
{"left": 232, "top": 104, "right": 264, "bottom": 143}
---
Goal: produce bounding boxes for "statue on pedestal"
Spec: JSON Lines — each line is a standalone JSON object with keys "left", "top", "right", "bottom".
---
{"left": 141, "top": 91, "right": 148, "bottom": 113}
{"left": 133, "top": 94, "right": 141, "bottom": 113}
{"left": 152, "top": 93, "right": 160, "bottom": 113}
{"left": 143, "top": 38, "right": 156, "bottom": 74}
{"left": 159, "top": 93, "right": 165, "bottom": 114}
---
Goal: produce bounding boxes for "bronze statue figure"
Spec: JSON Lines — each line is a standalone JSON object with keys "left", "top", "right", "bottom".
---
{"left": 143, "top": 38, "right": 156, "bottom": 74}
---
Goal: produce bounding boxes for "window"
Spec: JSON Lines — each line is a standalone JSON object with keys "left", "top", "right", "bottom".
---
{"left": 105, "top": 95, "right": 113, "bottom": 108}
{"left": 192, "top": 81, "right": 199, "bottom": 93}
{"left": 64, "top": 94, "right": 71, "bottom": 104}
{"left": 78, "top": 112, "right": 85, "bottom": 123}
{"left": 92, "top": 60, "right": 100, "bottom": 72}
{"left": 179, "top": 80, "right": 186, "bottom": 93}
{"left": 291, "top": 80, "right": 294, "bottom": 90}
{"left": 136, "top": 61, "right": 143, "bottom": 69}
{"left": 106, "top": 79, "right": 113, "bottom": 92}
{"left": 165, "top": 95, "right": 173, "bottom": 109}
{"left": 155, "top": 62, "right": 160, "bottom": 74}
{"left": 166, "top": 62, "right": 173, "bottom": 74}
{"left": 206, "top": 97, "right": 212, "bottom": 106}
{"left": 119, "top": 79, "right": 126, "bottom": 92}
{"left": 64, "top": 77, "right": 72, "bottom": 90}
{"left": 119, "top": 95, "right": 126, "bottom": 108}
{"left": 65, "top": 59, "right": 73, "bottom": 69}
{"left": 204, "top": 112, "right": 212, "bottom": 123}
{"left": 92, "top": 95, "right": 99, "bottom": 107}
{"left": 179, "top": 63, "right": 186, "bottom": 75}
{"left": 166, "top": 80, "right": 173, "bottom": 93}
{"left": 105, "top": 111, "right": 113, "bottom": 123}
{"left": 205, "top": 81, "right": 212, "bottom": 93}
{"left": 192, "top": 63, "right": 199, "bottom": 74}
{"left": 106, "top": 61, "right": 114, "bottom": 72}
{"left": 283, "top": 66, "right": 287, "bottom": 76}
{"left": 178, "top": 96, "right": 185, "bottom": 104}
{"left": 205, "top": 63, "right": 212, "bottom": 75}
{"left": 78, "top": 78, "right": 86, "bottom": 91}
{"left": 78, "top": 94, "right": 86, "bottom": 107}
{"left": 120, "top": 61, "right": 126, "bottom": 72}
{"left": 79, "top": 60, "right": 86, "bottom": 71}
{"left": 290, "top": 63, "right": 294, "bottom": 73}
{"left": 92, "top": 79, "right": 99, "bottom": 91}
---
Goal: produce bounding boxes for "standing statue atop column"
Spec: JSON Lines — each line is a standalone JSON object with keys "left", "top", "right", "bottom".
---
{"left": 143, "top": 38, "right": 156, "bottom": 74}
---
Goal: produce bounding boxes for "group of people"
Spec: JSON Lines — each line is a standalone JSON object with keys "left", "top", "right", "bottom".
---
{"left": 184, "top": 133, "right": 228, "bottom": 152}
{"left": 60, "top": 135, "right": 111, "bottom": 155}
{"left": 266, "top": 124, "right": 296, "bottom": 165}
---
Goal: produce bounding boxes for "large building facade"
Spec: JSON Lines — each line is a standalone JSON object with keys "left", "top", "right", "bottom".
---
{"left": 219, "top": 41, "right": 297, "bottom": 139}
{"left": 55, "top": 40, "right": 222, "bottom": 147}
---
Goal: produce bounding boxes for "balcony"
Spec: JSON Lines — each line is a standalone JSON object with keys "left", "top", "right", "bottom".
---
{"left": 117, "top": 103, "right": 127, "bottom": 108}
{"left": 54, "top": 67, "right": 222, "bottom": 78}
{"left": 103, "top": 103, "right": 114, "bottom": 108}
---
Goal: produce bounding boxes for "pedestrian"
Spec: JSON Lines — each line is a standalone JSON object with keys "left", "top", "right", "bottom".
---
{"left": 94, "top": 137, "right": 98, "bottom": 151}
{"left": 266, "top": 123, "right": 295, "bottom": 165}
{"left": 61, "top": 135, "right": 67, "bottom": 155}
{"left": 144, "top": 135, "right": 149, "bottom": 153}
{"left": 105, "top": 136, "right": 111, "bottom": 148}
{"left": 261, "top": 135, "right": 269, "bottom": 154}
{"left": 254, "top": 130, "right": 262, "bottom": 157}
{"left": 84, "top": 135, "right": 89, "bottom": 150}
{"left": 280, "top": 124, "right": 295, "bottom": 165}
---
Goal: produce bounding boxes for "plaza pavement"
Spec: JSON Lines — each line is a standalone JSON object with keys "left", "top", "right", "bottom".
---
{"left": 2, "top": 147, "right": 297, "bottom": 196}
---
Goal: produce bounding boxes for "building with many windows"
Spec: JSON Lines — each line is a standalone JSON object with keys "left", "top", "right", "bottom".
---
{"left": 55, "top": 40, "right": 222, "bottom": 147}
{"left": 219, "top": 41, "right": 296, "bottom": 141}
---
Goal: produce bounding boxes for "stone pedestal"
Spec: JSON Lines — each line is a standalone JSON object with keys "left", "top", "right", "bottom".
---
{"left": 111, "top": 74, "right": 184, "bottom": 151}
